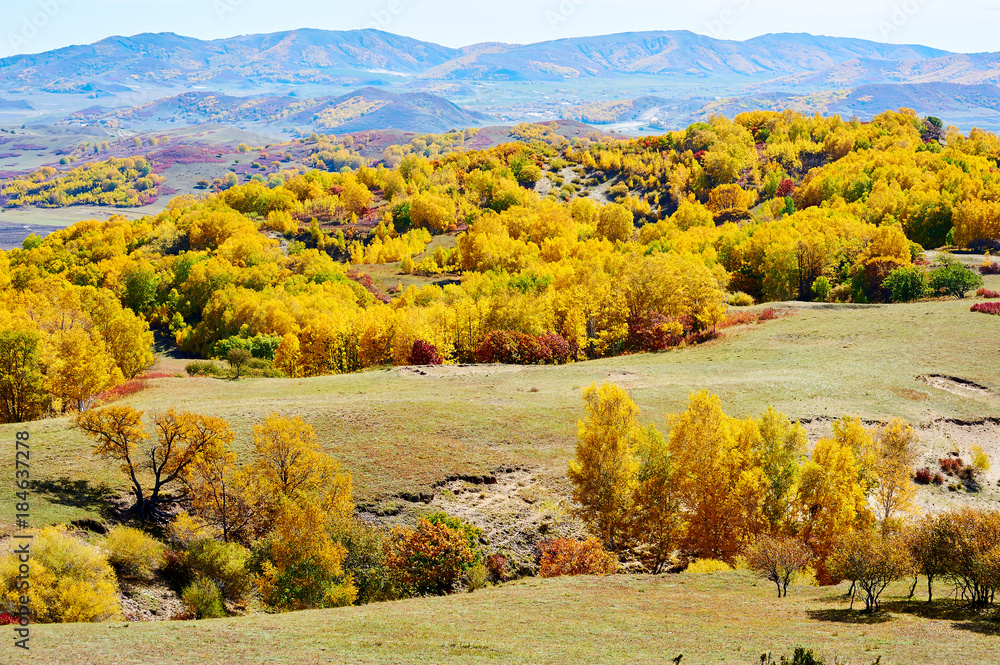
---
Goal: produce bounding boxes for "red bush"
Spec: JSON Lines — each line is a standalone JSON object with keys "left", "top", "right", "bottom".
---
{"left": 408, "top": 340, "right": 442, "bottom": 365}
{"left": 979, "top": 262, "right": 1000, "bottom": 275}
{"left": 940, "top": 457, "right": 965, "bottom": 474}
{"left": 485, "top": 553, "right": 510, "bottom": 583}
{"left": 757, "top": 308, "right": 779, "bottom": 321}
{"left": 0, "top": 612, "right": 18, "bottom": 625}
{"left": 975, "top": 288, "right": 1000, "bottom": 298}
{"left": 627, "top": 311, "right": 684, "bottom": 352}
{"left": 775, "top": 178, "right": 795, "bottom": 198}
{"left": 971, "top": 302, "right": 1000, "bottom": 315}
{"left": 914, "top": 468, "right": 933, "bottom": 484}
{"left": 932, "top": 473, "right": 945, "bottom": 485}
{"left": 476, "top": 330, "right": 569, "bottom": 365}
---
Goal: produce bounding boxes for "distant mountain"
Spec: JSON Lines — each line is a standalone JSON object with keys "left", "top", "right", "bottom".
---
{"left": 65, "top": 87, "right": 491, "bottom": 134}
{"left": 0, "top": 29, "right": 984, "bottom": 91}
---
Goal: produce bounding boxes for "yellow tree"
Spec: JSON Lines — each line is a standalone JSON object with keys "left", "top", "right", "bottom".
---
{"left": 666, "top": 391, "right": 767, "bottom": 561}
{"left": 756, "top": 406, "right": 808, "bottom": 534}
{"left": 870, "top": 418, "right": 920, "bottom": 527}
{"left": 75, "top": 406, "right": 231, "bottom": 520}
{"left": 186, "top": 449, "right": 264, "bottom": 543}
{"left": 251, "top": 413, "right": 352, "bottom": 512}
{"left": 631, "top": 426, "right": 684, "bottom": 572}
{"left": 596, "top": 203, "right": 634, "bottom": 243}
{"left": 274, "top": 333, "right": 301, "bottom": 378}
{"left": 567, "top": 382, "right": 640, "bottom": 551}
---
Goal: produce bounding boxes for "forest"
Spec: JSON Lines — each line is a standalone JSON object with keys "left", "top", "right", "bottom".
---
{"left": 2, "top": 109, "right": 998, "bottom": 422}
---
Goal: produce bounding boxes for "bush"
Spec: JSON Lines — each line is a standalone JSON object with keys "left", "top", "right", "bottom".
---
{"left": 828, "top": 530, "right": 913, "bottom": 612}
{"left": 914, "top": 468, "right": 932, "bottom": 484}
{"left": 810, "top": 277, "right": 831, "bottom": 303}
{"left": 105, "top": 526, "right": 165, "bottom": 580}
{"left": 626, "top": 312, "right": 684, "bottom": 352}
{"left": 538, "top": 538, "right": 619, "bottom": 577}
{"left": 476, "top": 330, "right": 572, "bottom": 365}
{"left": 185, "top": 361, "right": 222, "bottom": 377}
{"left": 971, "top": 302, "right": 1000, "bottom": 315}
{"left": 980, "top": 261, "right": 1000, "bottom": 275}
{"left": 485, "top": 553, "right": 510, "bottom": 583}
{"left": 685, "top": 558, "right": 733, "bottom": 574}
{"left": 881, "top": 265, "right": 927, "bottom": 302}
{"left": 329, "top": 518, "right": 392, "bottom": 604}
{"left": 385, "top": 518, "right": 477, "bottom": 596}
{"left": 185, "top": 539, "right": 253, "bottom": 601}
{"left": 940, "top": 457, "right": 964, "bottom": 474}
{"left": 728, "top": 291, "right": 755, "bottom": 307}
{"left": 976, "top": 288, "right": 1000, "bottom": 298}
{"left": 181, "top": 576, "right": 226, "bottom": 619}
{"left": 407, "top": 340, "right": 442, "bottom": 365}
{"left": 927, "top": 256, "right": 983, "bottom": 298}
{"left": 0, "top": 526, "right": 120, "bottom": 623}
{"left": 465, "top": 563, "right": 489, "bottom": 592}
{"left": 226, "top": 348, "right": 251, "bottom": 378}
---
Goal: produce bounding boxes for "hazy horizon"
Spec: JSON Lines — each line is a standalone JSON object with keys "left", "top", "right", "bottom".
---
{"left": 2, "top": 0, "right": 996, "bottom": 58}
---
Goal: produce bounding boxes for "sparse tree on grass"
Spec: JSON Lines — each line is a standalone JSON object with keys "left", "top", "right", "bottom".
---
{"left": 226, "top": 347, "right": 251, "bottom": 379}
{"left": 869, "top": 418, "right": 919, "bottom": 527}
{"left": 744, "top": 534, "right": 814, "bottom": 598}
{"left": 828, "top": 529, "right": 913, "bottom": 613}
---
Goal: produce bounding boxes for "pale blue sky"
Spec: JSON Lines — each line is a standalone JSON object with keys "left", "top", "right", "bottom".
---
{"left": 2, "top": 0, "right": 997, "bottom": 57}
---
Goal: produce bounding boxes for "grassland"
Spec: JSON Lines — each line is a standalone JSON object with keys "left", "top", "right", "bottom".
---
{"left": 30, "top": 572, "right": 1000, "bottom": 664}
{"left": 2, "top": 268, "right": 998, "bottom": 531}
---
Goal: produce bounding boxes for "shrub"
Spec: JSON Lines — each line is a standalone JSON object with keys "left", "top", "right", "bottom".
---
{"left": 932, "top": 473, "right": 944, "bottom": 485}
{"left": 971, "top": 445, "right": 990, "bottom": 473}
{"left": 329, "top": 518, "right": 392, "bottom": 604}
{"left": 979, "top": 261, "right": 1000, "bottom": 275}
{"left": 828, "top": 530, "right": 913, "bottom": 612}
{"left": 105, "top": 526, "right": 165, "bottom": 580}
{"left": 728, "top": 291, "right": 755, "bottom": 307}
{"left": 940, "top": 457, "right": 964, "bottom": 474}
{"left": 914, "top": 468, "right": 932, "bottom": 484}
{"left": 536, "top": 332, "right": 572, "bottom": 364}
{"left": 685, "top": 558, "right": 733, "bottom": 574}
{"left": 927, "top": 256, "right": 983, "bottom": 297}
{"left": 626, "top": 311, "right": 684, "bottom": 352}
{"left": 485, "top": 553, "right": 510, "bottom": 583}
{"left": 385, "top": 518, "right": 477, "bottom": 596}
{"left": 881, "top": 265, "right": 927, "bottom": 302}
{"left": 976, "top": 288, "right": 1000, "bottom": 298}
{"left": 757, "top": 308, "right": 779, "bottom": 321}
{"left": 0, "top": 526, "right": 120, "bottom": 623}
{"left": 408, "top": 340, "right": 442, "bottom": 365}
{"left": 185, "top": 361, "right": 222, "bottom": 377}
{"left": 743, "top": 535, "right": 814, "bottom": 597}
{"left": 971, "top": 302, "right": 1000, "bottom": 315}
{"left": 538, "top": 538, "right": 619, "bottom": 577}
{"left": 181, "top": 576, "right": 225, "bottom": 619}
{"left": 827, "top": 283, "right": 852, "bottom": 303}
{"left": 475, "top": 330, "right": 571, "bottom": 365}
{"left": 226, "top": 348, "right": 251, "bottom": 378}
{"left": 185, "top": 539, "right": 253, "bottom": 601}
{"left": 810, "top": 277, "right": 831, "bottom": 303}
{"left": 465, "top": 563, "right": 489, "bottom": 592}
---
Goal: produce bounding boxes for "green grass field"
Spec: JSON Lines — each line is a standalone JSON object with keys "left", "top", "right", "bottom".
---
{"left": 29, "top": 571, "right": 1000, "bottom": 665}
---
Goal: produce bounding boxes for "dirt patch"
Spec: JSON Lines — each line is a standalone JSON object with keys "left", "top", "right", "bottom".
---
{"left": 396, "top": 364, "right": 525, "bottom": 378}
{"left": 916, "top": 375, "right": 993, "bottom": 398}
{"left": 120, "top": 580, "right": 186, "bottom": 622}
{"left": 892, "top": 388, "right": 930, "bottom": 402}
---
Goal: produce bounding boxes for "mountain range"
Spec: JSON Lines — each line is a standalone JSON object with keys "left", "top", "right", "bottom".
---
{"left": 4, "top": 29, "right": 1000, "bottom": 133}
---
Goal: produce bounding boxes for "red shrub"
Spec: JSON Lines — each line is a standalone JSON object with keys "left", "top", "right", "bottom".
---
{"left": 940, "top": 457, "right": 965, "bottom": 474}
{"left": 975, "top": 288, "right": 1000, "bottom": 298}
{"left": 971, "top": 302, "right": 1000, "bottom": 315}
{"left": 0, "top": 612, "right": 17, "bottom": 625}
{"left": 719, "top": 311, "right": 757, "bottom": 329}
{"left": 95, "top": 378, "right": 149, "bottom": 405}
{"left": 408, "top": 340, "right": 442, "bottom": 365}
{"left": 627, "top": 311, "right": 684, "bottom": 352}
{"left": 775, "top": 178, "right": 795, "bottom": 198}
{"left": 979, "top": 261, "right": 1000, "bottom": 275}
{"left": 476, "top": 330, "right": 569, "bottom": 365}
{"left": 914, "top": 468, "right": 933, "bottom": 484}
{"left": 932, "top": 473, "right": 945, "bottom": 485}
{"left": 536, "top": 333, "right": 572, "bottom": 364}
{"left": 757, "top": 308, "right": 779, "bottom": 321}
{"left": 485, "top": 553, "right": 510, "bottom": 583}
{"left": 538, "top": 538, "right": 619, "bottom": 578}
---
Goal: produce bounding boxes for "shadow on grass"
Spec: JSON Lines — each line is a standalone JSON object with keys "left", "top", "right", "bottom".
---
{"left": 806, "top": 608, "right": 893, "bottom": 624}
{"left": 30, "top": 477, "right": 118, "bottom": 512}
{"left": 882, "top": 599, "right": 1000, "bottom": 635}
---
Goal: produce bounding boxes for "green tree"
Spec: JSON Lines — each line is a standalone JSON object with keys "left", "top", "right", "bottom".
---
{"left": 927, "top": 256, "right": 983, "bottom": 298}
{"left": 881, "top": 265, "right": 926, "bottom": 302}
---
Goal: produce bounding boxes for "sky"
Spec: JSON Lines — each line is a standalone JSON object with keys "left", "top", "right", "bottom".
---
{"left": 2, "top": 0, "right": 998, "bottom": 58}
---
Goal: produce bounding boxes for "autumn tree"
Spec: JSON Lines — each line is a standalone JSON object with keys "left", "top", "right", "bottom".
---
{"left": 75, "top": 406, "right": 232, "bottom": 520}
{"left": 828, "top": 529, "right": 913, "bottom": 613}
{"left": 666, "top": 391, "right": 766, "bottom": 561}
{"left": 568, "top": 382, "right": 640, "bottom": 551}
{"left": 905, "top": 513, "right": 951, "bottom": 603}
{"left": 596, "top": 203, "right": 634, "bottom": 243}
{"left": 869, "top": 418, "right": 919, "bottom": 527}
{"left": 744, "top": 534, "right": 814, "bottom": 598}
{"left": 756, "top": 406, "right": 807, "bottom": 534}
{"left": 0, "top": 330, "right": 47, "bottom": 423}
{"left": 226, "top": 347, "right": 251, "bottom": 379}
{"left": 384, "top": 517, "right": 477, "bottom": 596}
{"left": 630, "top": 426, "right": 684, "bottom": 573}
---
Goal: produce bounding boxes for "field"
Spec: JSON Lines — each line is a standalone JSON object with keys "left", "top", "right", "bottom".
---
{"left": 29, "top": 572, "right": 1000, "bottom": 664}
